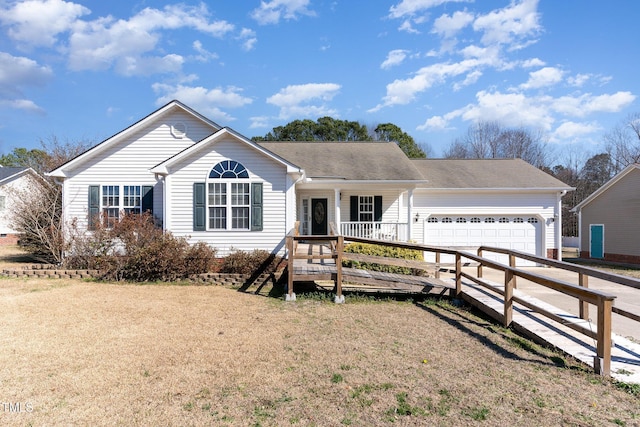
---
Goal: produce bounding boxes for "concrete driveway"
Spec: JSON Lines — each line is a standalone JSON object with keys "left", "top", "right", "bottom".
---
{"left": 459, "top": 266, "right": 640, "bottom": 341}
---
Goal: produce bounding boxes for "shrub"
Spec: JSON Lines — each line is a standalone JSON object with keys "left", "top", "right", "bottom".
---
{"left": 342, "top": 242, "right": 424, "bottom": 275}
{"left": 65, "top": 212, "right": 218, "bottom": 281}
{"left": 220, "top": 249, "right": 283, "bottom": 275}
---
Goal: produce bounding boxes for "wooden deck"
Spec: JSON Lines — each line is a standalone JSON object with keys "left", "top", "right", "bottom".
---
{"left": 292, "top": 242, "right": 454, "bottom": 295}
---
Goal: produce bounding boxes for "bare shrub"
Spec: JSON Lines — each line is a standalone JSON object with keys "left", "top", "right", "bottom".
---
{"left": 220, "top": 249, "right": 283, "bottom": 275}
{"left": 66, "top": 212, "right": 218, "bottom": 281}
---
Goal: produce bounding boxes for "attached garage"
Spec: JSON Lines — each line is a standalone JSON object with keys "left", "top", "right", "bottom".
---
{"left": 423, "top": 215, "right": 542, "bottom": 266}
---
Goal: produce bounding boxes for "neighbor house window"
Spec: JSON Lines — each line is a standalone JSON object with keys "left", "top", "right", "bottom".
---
{"left": 193, "top": 160, "right": 263, "bottom": 232}
{"left": 88, "top": 185, "right": 153, "bottom": 230}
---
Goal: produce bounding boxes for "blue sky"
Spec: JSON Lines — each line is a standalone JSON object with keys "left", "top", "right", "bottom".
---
{"left": 0, "top": 0, "right": 637, "bottom": 159}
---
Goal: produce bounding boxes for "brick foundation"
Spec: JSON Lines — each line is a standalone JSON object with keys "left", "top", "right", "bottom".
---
{"left": 547, "top": 248, "right": 558, "bottom": 259}
{"left": 0, "top": 234, "right": 20, "bottom": 245}
{"left": 0, "top": 264, "right": 286, "bottom": 286}
{"left": 579, "top": 251, "right": 640, "bottom": 266}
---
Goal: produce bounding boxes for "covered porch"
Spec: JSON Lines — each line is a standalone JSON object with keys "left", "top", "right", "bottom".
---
{"left": 295, "top": 186, "right": 418, "bottom": 242}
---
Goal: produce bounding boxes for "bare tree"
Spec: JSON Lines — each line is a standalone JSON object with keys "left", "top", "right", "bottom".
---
{"left": 604, "top": 112, "right": 640, "bottom": 172}
{"left": 444, "top": 121, "right": 552, "bottom": 168}
{"left": 4, "top": 137, "right": 93, "bottom": 263}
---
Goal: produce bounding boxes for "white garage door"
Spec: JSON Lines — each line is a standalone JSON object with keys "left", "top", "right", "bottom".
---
{"left": 423, "top": 215, "right": 541, "bottom": 267}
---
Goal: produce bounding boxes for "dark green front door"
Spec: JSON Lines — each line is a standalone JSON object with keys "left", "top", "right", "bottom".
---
{"left": 311, "top": 198, "right": 327, "bottom": 235}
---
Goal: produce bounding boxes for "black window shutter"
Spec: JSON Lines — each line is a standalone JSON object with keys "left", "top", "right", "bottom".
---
{"left": 350, "top": 196, "right": 358, "bottom": 221}
{"left": 193, "top": 183, "right": 206, "bottom": 231}
{"left": 374, "top": 196, "right": 383, "bottom": 222}
{"left": 142, "top": 185, "right": 153, "bottom": 214}
{"left": 88, "top": 185, "right": 99, "bottom": 230}
{"left": 251, "top": 182, "right": 263, "bottom": 231}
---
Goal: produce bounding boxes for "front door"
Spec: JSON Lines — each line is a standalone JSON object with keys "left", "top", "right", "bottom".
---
{"left": 590, "top": 224, "right": 604, "bottom": 259}
{"left": 311, "top": 198, "right": 328, "bottom": 235}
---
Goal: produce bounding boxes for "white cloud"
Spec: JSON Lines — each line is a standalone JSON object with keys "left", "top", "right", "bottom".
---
{"left": 0, "top": 52, "right": 52, "bottom": 113}
{"left": 551, "top": 91, "right": 636, "bottom": 117}
{"left": 0, "top": 98, "right": 45, "bottom": 114}
{"left": 388, "top": 0, "right": 466, "bottom": 19}
{"left": 251, "top": 0, "right": 315, "bottom": 25}
{"left": 521, "top": 57, "right": 545, "bottom": 68}
{"left": 381, "top": 49, "right": 409, "bottom": 69}
{"left": 0, "top": 0, "right": 90, "bottom": 48}
{"left": 66, "top": 4, "right": 234, "bottom": 75}
{"left": 192, "top": 40, "right": 219, "bottom": 62}
{"left": 417, "top": 115, "right": 448, "bottom": 130}
{"left": 432, "top": 10, "right": 474, "bottom": 38}
{"left": 152, "top": 83, "right": 252, "bottom": 121}
{"left": 473, "top": 0, "right": 541, "bottom": 48}
{"left": 267, "top": 83, "right": 341, "bottom": 119}
{"left": 453, "top": 70, "right": 482, "bottom": 91}
{"left": 0, "top": 52, "right": 53, "bottom": 96}
{"left": 519, "top": 66, "right": 564, "bottom": 90}
{"left": 460, "top": 90, "right": 555, "bottom": 130}
{"left": 238, "top": 28, "right": 257, "bottom": 51}
{"left": 567, "top": 73, "right": 590, "bottom": 87}
{"left": 553, "top": 121, "right": 601, "bottom": 140}
{"left": 370, "top": 57, "right": 489, "bottom": 111}
{"left": 250, "top": 116, "right": 270, "bottom": 129}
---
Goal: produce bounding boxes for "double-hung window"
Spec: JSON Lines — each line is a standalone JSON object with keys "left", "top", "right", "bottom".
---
{"left": 358, "top": 196, "right": 374, "bottom": 222}
{"left": 88, "top": 184, "right": 153, "bottom": 230}
{"left": 194, "top": 160, "right": 263, "bottom": 232}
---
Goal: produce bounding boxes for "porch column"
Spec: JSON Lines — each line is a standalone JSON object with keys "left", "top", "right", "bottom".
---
{"left": 334, "top": 188, "right": 341, "bottom": 234}
{"left": 406, "top": 189, "right": 414, "bottom": 242}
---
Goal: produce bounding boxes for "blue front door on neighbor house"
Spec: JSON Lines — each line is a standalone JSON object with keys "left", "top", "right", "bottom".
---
{"left": 590, "top": 224, "right": 604, "bottom": 259}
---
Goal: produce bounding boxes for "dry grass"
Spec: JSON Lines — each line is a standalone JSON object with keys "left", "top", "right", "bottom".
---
{"left": 0, "top": 246, "right": 639, "bottom": 426}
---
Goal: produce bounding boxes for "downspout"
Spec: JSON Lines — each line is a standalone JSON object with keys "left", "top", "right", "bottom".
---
{"left": 406, "top": 189, "right": 414, "bottom": 242}
{"left": 555, "top": 190, "right": 567, "bottom": 260}
{"left": 334, "top": 188, "right": 341, "bottom": 233}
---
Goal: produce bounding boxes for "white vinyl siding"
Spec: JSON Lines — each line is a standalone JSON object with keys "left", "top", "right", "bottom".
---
{"left": 166, "top": 138, "right": 291, "bottom": 256}
{"left": 410, "top": 190, "right": 557, "bottom": 257}
{"left": 61, "top": 109, "right": 218, "bottom": 231}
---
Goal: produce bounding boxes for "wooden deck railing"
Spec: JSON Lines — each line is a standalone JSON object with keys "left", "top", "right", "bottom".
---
{"left": 284, "top": 224, "right": 632, "bottom": 376}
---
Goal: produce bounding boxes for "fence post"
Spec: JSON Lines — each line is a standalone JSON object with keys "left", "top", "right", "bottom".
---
{"left": 286, "top": 235, "right": 296, "bottom": 301}
{"left": 335, "top": 236, "right": 344, "bottom": 303}
{"left": 579, "top": 273, "right": 589, "bottom": 321}
{"left": 504, "top": 268, "right": 515, "bottom": 327}
{"left": 509, "top": 253, "right": 517, "bottom": 289}
{"left": 477, "top": 248, "right": 483, "bottom": 278}
{"left": 455, "top": 252, "right": 462, "bottom": 297}
{"left": 595, "top": 297, "right": 613, "bottom": 376}
{"left": 435, "top": 251, "right": 441, "bottom": 279}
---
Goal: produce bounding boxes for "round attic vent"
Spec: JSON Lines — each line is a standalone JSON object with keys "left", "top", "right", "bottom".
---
{"left": 171, "top": 122, "right": 187, "bottom": 138}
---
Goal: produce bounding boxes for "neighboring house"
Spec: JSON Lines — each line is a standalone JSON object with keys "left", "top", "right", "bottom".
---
{"left": 48, "top": 100, "right": 572, "bottom": 266}
{"left": 572, "top": 163, "right": 640, "bottom": 264}
{"left": 0, "top": 166, "right": 42, "bottom": 245}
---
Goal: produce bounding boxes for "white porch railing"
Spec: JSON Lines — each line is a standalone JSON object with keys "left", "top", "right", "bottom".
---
{"left": 340, "top": 222, "right": 408, "bottom": 241}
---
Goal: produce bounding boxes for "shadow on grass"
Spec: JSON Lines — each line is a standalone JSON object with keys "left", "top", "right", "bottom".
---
{"left": 414, "top": 299, "right": 569, "bottom": 369}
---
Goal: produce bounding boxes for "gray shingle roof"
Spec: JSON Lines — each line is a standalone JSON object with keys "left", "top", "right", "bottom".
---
{"left": 0, "top": 166, "right": 28, "bottom": 182}
{"left": 411, "top": 159, "right": 571, "bottom": 189}
{"left": 257, "top": 141, "right": 425, "bottom": 181}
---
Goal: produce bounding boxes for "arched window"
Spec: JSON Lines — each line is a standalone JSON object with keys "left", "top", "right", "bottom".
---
{"left": 197, "top": 160, "right": 261, "bottom": 231}
{"left": 209, "top": 160, "right": 249, "bottom": 179}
